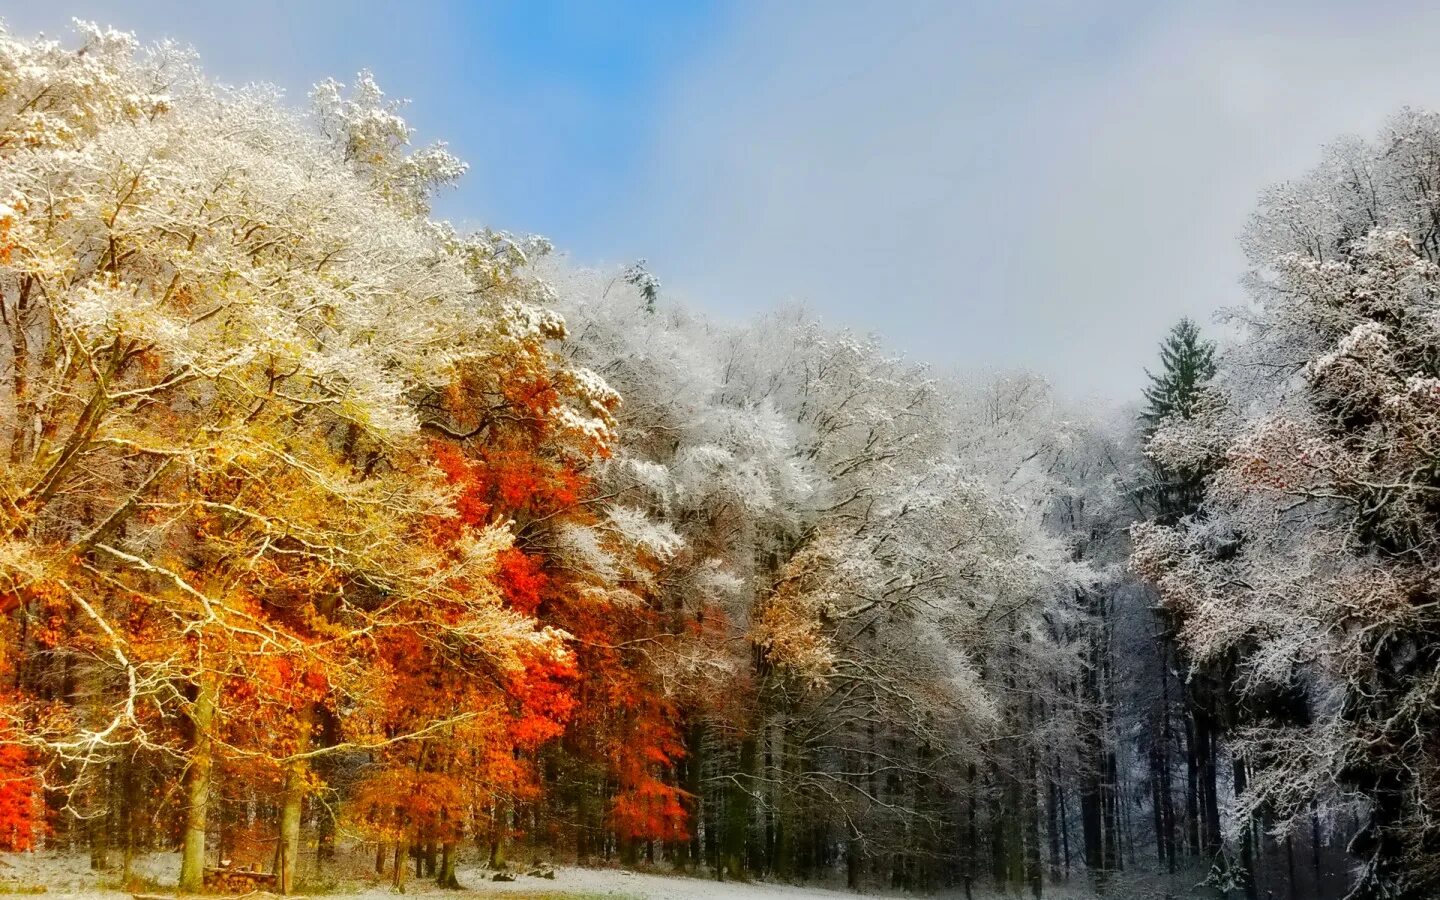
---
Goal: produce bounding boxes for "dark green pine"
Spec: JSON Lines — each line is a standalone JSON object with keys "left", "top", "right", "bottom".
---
{"left": 1140, "top": 317, "right": 1216, "bottom": 432}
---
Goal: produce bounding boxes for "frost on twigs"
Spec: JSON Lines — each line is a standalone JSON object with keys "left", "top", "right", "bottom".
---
{"left": 1137, "top": 109, "right": 1440, "bottom": 895}
{"left": 0, "top": 20, "right": 606, "bottom": 865}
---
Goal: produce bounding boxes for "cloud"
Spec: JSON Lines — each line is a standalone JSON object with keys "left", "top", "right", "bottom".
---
{"left": 618, "top": 0, "right": 1440, "bottom": 399}
{"left": 12, "top": 1, "right": 1440, "bottom": 400}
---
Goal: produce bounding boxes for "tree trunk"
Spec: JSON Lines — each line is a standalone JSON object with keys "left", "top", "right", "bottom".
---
{"left": 964, "top": 762, "right": 977, "bottom": 899}
{"left": 277, "top": 698, "right": 315, "bottom": 894}
{"left": 846, "top": 837, "right": 861, "bottom": 891}
{"left": 1150, "top": 742, "right": 1166, "bottom": 867}
{"left": 1184, "top": 705, "right": 1201, "bottom": 857}
{"left": 686, "top": 719, "right": 704, "bottom": 870}
{"left": 1025, "top": 748, "right": 1043, "bottom": 900}
{"left": 89, "top": 762, "right": 111, "bottom": 872}
{"left": 1157, "top": 648, "right": 1178, "bottom": 871}
{"left": 277, "top": 761, "right": 305, "bottom": 893}
{"left": 489, "top": 803, "right": 508, "bottom": 872}
{"left": 1234, "top": 757, "right": 1258, "bottom": 900}
{"left": 179, "top": 672, "right": 217, "bottom": 893}
{"left": 723, "top": 734, "right": 756, "bottom": 880}
{"left": 1059, "top": 777, "right": 1071, "bottom": 878}
{"left": 437, "top": 841, "right": 461, "bottom": 889}
{"left": 1195, "top": 709, "right": 1222, "bottom": 857}
{"left": 119, "top": 758, "right": 136, "bottom": 884}
{"left": 392, "top": 838, "right": 408, "bottom": 891}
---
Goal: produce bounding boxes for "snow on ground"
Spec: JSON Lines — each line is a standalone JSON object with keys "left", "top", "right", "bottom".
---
{"left": 0, "top": 850, "right": 182, "bottom": 896}
{"left": 0, "top": 854, "right": 890, "bottom": 899}
{"left": 459, "top": 865, "right": 897, "bottom": 898}
{"left": 0, "top": 852, "right": 1129, "bottom": 899}
{"left": 450, "top": 866, "right": 1121, "bottom": 899}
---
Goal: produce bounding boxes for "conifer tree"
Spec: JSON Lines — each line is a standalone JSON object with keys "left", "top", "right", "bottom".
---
{"left": 1139, "top": 318, "right": 1218, "bottom": 525}
{"left": 1140, "top": 318, "right": 1216, "bottom": 435}
{"left": 1136, "top": 318, "right": 1231, "bottom": 884}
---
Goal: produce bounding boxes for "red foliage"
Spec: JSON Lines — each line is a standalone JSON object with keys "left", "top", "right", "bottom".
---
{"left": 607, "top": 692, "right": 691, "bottom": 842}
{"left": 0, "top": 724, "right": 39, "bottom": 851}
{"left": 507, "top": 651, "right": 579, "bottom": 749}
{"left": 496, "top": 548, "right": 547, "bottom": 615}
{"left": 361, "top": 372, "right": 691, "bottom": 852}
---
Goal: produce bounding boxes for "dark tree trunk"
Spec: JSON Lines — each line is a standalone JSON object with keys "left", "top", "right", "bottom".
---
{"left": 1233, "top": 757, "right": 1258, "bottom": 900}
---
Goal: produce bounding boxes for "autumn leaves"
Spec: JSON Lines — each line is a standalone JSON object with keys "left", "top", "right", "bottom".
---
{"left": 0, "top": 21, "right": 671, "bottom": 886}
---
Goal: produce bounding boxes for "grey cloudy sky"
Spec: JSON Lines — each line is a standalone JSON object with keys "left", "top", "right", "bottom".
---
{"left": 8, "top": 1, "right": 1440, "bottom": 399}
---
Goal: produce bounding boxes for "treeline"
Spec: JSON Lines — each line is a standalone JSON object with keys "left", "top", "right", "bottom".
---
{"left": 0, "top": 21, "right": 1437, "bottom": 900}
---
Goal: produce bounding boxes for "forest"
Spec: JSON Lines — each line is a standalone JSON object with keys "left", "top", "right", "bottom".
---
{"left": 2, "top": 20, "right": 1440, "bottom": 900}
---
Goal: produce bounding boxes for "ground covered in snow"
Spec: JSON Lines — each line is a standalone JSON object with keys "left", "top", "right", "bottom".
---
{"left": 0, "top": 852, "right": 890, "bottom": 899}
{"left": 0, "top": 851, "right": 1190, "bottom": 899}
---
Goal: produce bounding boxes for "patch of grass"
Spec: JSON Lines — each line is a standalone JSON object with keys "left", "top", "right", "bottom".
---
{"left": 0, "top": 883, "right": 46, "bottom": 895}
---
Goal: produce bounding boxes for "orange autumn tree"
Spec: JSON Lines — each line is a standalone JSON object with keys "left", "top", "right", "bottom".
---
{"left": 416, "top": 281, "right": 694, "bottom": 867}
{"left": 337, "top": 199, "right": 631, "bottom": 886}
{"left": 0, "top": 27, "right": 597, "bottom": 894}
{"left": 0, "top": 26, "right": 695, "bottom": 891}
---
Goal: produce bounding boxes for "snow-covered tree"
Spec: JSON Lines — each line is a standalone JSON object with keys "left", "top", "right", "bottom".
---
{"left": 0, "top": 21, "right": 610, "bottom": 889}
{"left": 1135, "top": 110, "right": 1440, "bottom": 899}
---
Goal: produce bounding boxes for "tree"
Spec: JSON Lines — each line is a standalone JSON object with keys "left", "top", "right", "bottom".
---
{"left": 1135, "top": 110, "right": 1440, "bottom": 899}
{"left": 0, "top": 22, "right": 597, "bottom": 891}
{"left": 1140, "top": 319, "right": 1217, "bottom": 434}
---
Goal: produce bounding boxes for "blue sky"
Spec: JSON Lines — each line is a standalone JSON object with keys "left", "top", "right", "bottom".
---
{"left": 2, "top": 1, "right": 731, "bottom": 251}
{"left": 9, "top": 2, "right": 1440, "bottom": 399}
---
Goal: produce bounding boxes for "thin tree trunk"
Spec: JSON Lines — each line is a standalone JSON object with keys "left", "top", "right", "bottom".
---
{"left": 120, "top": 758, "right": 136, "bottom": 884}
{"left": 1025, "top": 746, "right": 1043, "bottom": 900}
{"left": 1184, "top": 703, "right": 1201, "bottom": 857}
{"left": 392, "top": 837, "right": 408, "bottom": 890}
{"left": 1234, "top": 757, "right": 1257, "bottom": 900}
{"left": 1047, "top": 769, "right": 1062, "bottom": 883}
{"left": 724, "top": 734, "right": 756, "bottom": 880}
{"left": 1196, "top": 710, "right": 1222, "bottom": 857}
{"left": 1286, "top": 833, "right": 1297, "bottom": 900}
{"left": 686, "top": 720, "right": 704, "bottom": 870}
{"left": 964, "top": 762, "right": 977, "bottom": 899}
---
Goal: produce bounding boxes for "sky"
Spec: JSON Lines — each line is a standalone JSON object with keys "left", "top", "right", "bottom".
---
{"left": 8, "top": 1, "right": 1440, "bottom": 399}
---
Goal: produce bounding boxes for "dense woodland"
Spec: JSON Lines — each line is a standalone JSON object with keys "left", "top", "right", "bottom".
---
{"left": 2, "top": 21, "right": 1440, "bottom": 900}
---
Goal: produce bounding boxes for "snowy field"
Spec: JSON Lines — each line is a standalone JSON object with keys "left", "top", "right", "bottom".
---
{"left": 2, "top": 852, "right": 885, "bottom": 899}
{"left": 0, "top": 851, "right": 1141, "bottom": 899}
{"left": 460, "top": 867, "right": 1143, "bottom": 899}
{"left": 468, "top": 866, "right": 909, "bottom": 898}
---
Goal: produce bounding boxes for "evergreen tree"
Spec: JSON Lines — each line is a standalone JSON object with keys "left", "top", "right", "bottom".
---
{"left": 1140, "top": 318, "right": 1216, "bottom": 434}
{"left": 1136, "top": 317, "right": 1231, "bottom": 887}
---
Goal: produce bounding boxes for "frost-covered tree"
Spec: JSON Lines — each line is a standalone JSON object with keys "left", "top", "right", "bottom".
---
{"left": 0, "top": 22, "right": 611, "bottom": 889}
{"left": 1135, "top": 110, "right": 1440, "bottom": 899}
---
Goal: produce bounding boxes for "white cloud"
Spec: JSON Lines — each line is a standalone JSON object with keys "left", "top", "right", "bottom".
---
{"left": 618, "top": 0, "right": 1440, "bottom": 399}
{"left": 12, "top": 0, "right": 1440, "bottom": 400}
